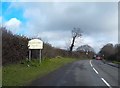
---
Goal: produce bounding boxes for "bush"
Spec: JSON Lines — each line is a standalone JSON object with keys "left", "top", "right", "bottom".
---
{"left": 2, "top": 27, "right": 29, "bottom": 65}
{"left": 1, "top": 27, "right": 89, "bottom": 65}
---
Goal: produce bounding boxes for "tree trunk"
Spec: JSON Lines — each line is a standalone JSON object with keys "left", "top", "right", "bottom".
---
{"left": 69, "top": 36, "right": 76, "bottom": 52}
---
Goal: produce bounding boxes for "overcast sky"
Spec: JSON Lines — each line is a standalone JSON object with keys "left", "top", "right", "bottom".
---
{"left": 1, "top": 1, "right": 118, "bottom": 52}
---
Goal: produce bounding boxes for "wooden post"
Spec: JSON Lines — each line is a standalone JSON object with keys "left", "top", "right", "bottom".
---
{"left": 39, "top": 49, "right": 41, "bottom": 63}
{"left": 29, "top": 50, "right": 31, "bottom": 61}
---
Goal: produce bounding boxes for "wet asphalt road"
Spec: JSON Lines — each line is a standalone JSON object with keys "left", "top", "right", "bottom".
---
{"left": 29, "top": 60, "right": 119, "bottom": 87}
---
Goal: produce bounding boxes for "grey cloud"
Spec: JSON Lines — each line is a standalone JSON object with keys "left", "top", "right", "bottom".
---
{"left": 10, "top": 2, "right": 118, "bottom": 52}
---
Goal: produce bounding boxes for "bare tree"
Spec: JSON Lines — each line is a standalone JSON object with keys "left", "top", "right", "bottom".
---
{"left": 69, "top": 27, "right": 82, "bottom": 52}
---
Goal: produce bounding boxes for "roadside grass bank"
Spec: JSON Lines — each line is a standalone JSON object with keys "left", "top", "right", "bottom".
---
{"left": 3, "top": 57, "right": 78, "bottom": 86}
{"left": 112, "top": 61, "right": 120, "bottom": 64}
{"left": 0, "top": 67, "right": 2, "bottom": 87}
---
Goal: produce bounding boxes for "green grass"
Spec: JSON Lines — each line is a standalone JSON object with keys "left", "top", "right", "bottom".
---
{"left": 112, "top": 61, "right": 120, "bottom": 64}
{"left": 0, "top": 67, "right": 2, "bottom": 87}
{"left": 3, "top": 57, "right": 77, "bottom": 86}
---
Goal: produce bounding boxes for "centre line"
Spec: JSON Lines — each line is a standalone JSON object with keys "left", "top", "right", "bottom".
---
{"left": 101, "top": 78, "right": 112, "bottom": 88}
{"left": 93, "top": 67, "right": 99, "bottom": 74}
{"left": 90, "top": 60, "right": 93, "bottom": 67}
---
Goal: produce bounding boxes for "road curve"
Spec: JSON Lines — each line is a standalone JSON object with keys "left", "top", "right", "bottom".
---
{"left": 29, "top": 59, "right": 119, "bottom": 87}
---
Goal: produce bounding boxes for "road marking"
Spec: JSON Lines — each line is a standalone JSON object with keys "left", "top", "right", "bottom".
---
{"left": 101, "top": 78, "right": 112, "bottom": 88}
{"left": 90, "top": 60, "right": 93, "bottom": 67}
{"left": 90, "top": 60, "right": 98, "bottom": 74}
{"left": 93, "top": 67, "right": 99, "bottom": 74}
{"left": 90, "top": 60, "right": 112, "bottom": 88}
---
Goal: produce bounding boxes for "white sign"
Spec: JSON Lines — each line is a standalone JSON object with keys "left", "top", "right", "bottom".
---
{"left": 28, "top": 39, "right": 43, "bottom": 49}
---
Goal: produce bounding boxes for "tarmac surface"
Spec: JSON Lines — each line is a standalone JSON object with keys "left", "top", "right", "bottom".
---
{"left": 30, "top": 59, "right": 119, "bottom": 87}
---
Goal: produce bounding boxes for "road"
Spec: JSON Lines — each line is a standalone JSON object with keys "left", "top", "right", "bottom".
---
{"left": 29, "top": 60, "right": 119, "bottom": 87}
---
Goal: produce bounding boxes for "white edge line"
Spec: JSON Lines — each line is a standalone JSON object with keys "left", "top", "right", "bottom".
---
{"left": 93, "top": 67, "right": 99, "bottom": 74}
{"left": 101, "top": 78, "right": 112, "bottom": 88}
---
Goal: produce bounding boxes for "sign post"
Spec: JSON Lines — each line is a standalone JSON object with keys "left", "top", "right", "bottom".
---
{"left": 40, "top": 49, "right": 41, "bottom": 63}
{"left": 28, "top": 39, "right": 43, "bottom": 63}
{"left": 29, "top": 50, "right": 31, "bottom": 61}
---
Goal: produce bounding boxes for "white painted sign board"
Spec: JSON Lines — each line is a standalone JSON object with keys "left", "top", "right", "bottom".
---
{"left": 28, "top": 39, "right": 43, "bottom": 49}
{"left": 28, "top": 39, "right": 43, "bottom": 63}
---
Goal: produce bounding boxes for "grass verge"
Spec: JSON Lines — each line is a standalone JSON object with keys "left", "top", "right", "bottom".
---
{"left": 3, "top": 57, "right": 77, "bottom": 86}
{"left": 112, "top": 61, "right": 120, "bottom": 64}
{"left": 0, "top": 67, "right": 2, "bottom": 87}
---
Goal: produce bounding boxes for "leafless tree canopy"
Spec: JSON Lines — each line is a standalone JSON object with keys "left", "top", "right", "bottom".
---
{"left": 72, "top": 28, "right": 82, "bottom": 38}
{"left": 70, "top": 27, "right": 82, "bottom": 52}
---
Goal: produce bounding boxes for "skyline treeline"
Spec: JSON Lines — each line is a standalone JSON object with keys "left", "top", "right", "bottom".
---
{"left": 1, "top": 27, "right": 94, "bottom": 65}
{"left": 99, "top": 43, "right": 120, "bottom": 61}
{"left": 1, "top": 27, "right": 119, "bottom": 65}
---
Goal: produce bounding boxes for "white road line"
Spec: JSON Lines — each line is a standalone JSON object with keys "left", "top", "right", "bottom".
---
{"left": 90, "top": 60, "right": 93, "bottom": 67}
{"left": 101, "top": 78, "right": 112, "bottom": 88}
{"left": 93, "top": 67, "right": 99, "bottom": 74}
{"left": 90, "top": 60, "right": 111, "bottom": 88}
{"left": 89, "top": 60, "right": 98, "bottom": 74}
